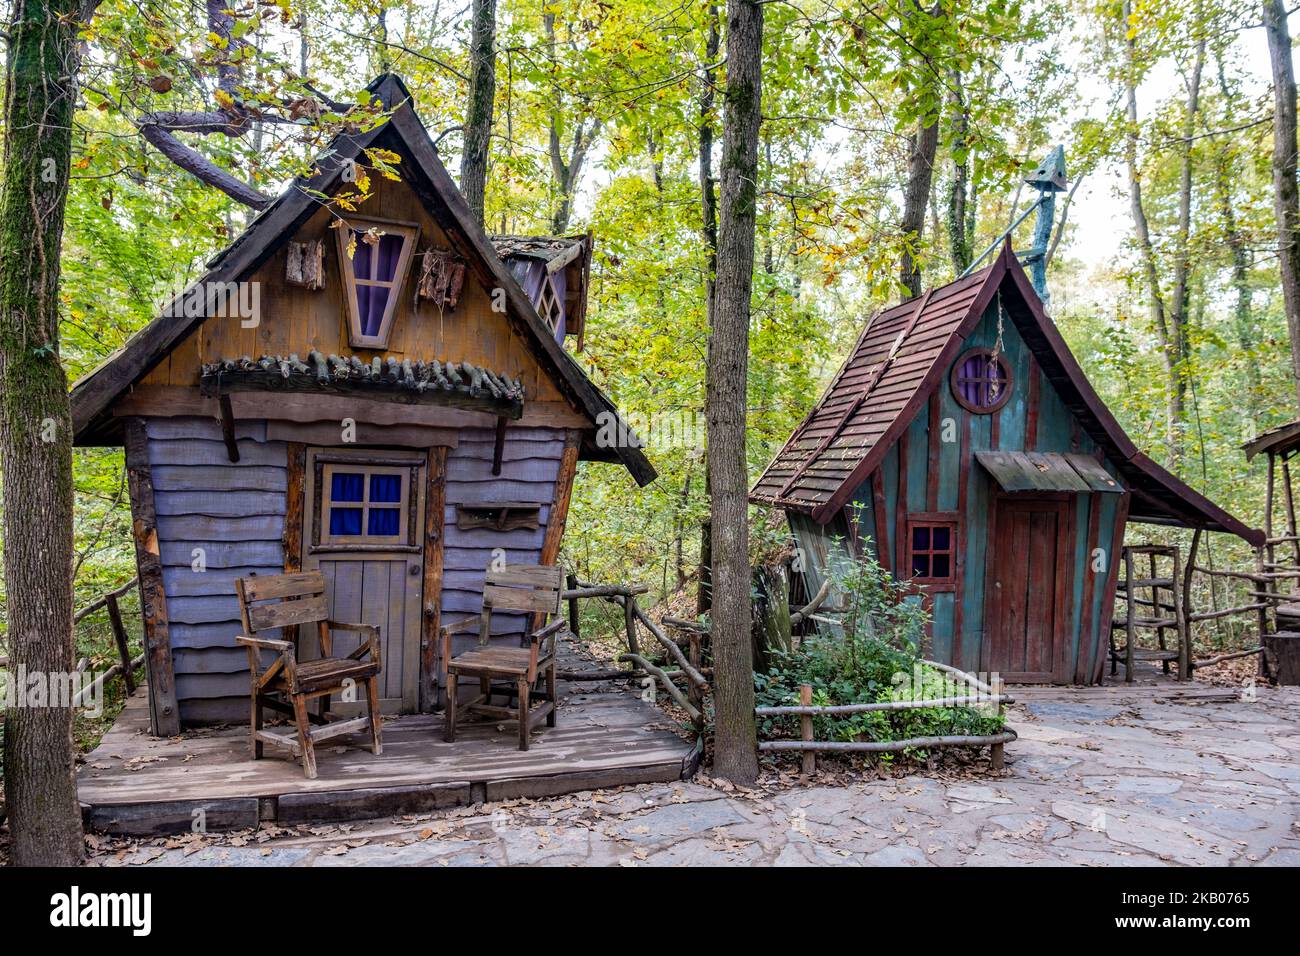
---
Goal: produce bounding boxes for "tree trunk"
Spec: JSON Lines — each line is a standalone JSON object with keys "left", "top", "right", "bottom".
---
{"left": 544, "top": 13, "right": 599, "bottom": 235}
{"left": 946, "top": 70, "right": 971, "bottom": 275}
{"left": 697, "top": 3, "right": 720, "bottom": 617}
{"left": 1122, "top": 1, "right": 1183, "bottom": 468}
{"left": 1264, "top": 0, "right": 1300, "bottom": 409}
{"left": 460, "top": 0, "right": 497, "bottom": 226}
{"left": 708, "top": 0, "right": 762, "bottom": 784}
{"left": 899, "top": 118, "right": 939, "bottom": 297}
{"left": 0, "top": 0, "right": 88, "bottom": 866}
{"left": 1213, "top": 58, "right": 1260, "bottom": 411}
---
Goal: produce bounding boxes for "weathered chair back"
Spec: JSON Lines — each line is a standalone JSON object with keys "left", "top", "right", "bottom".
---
{"left": 234, "top": 569, "right": 384, "bottom": 779}
{"left": 236, "top": 571, "right": 331, "bottom": 651}
{"left": 479, "top": 564, "right": 564, "bottom": 645}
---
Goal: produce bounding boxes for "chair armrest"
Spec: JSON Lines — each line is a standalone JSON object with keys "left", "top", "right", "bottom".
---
{"left": 327, "top": 620, "right": 379, "bottom": 638}
{"left": 327, "top": 621, "right": 381, "bottom": 667}
{"left": 440, "top": 616, "right": 479, "bottom": 678}
{"left": 440, "top": 617, "right": 479, "bottom": 636}
{"left": 527, "top": 619, "right": 567, "bottom": 645}
{"left": 236, "top": 635, "right": 293, "bottom": 652}
{"left": 527, "top": 619, "right": 568, "bottom": 677}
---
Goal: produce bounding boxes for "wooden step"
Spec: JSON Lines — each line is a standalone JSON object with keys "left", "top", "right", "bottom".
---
{"left": 1110, "top": 646, "right": 1180, "bottom": 662}
{"left": 1124, "top": 545, "right": 1178, "bottom": 555}
{"left": 1117, "top": 577, "right": 1174, "bottom": 590}
{"left": 1111, "top": 617, "right": 1178, "bottom": 629}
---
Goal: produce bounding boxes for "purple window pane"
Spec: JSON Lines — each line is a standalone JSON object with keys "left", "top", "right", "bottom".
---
{"left": 912, "top": 526, "right": 929, "bottom": 550}
{"left": 351, "top": 232, "right": 372, "bottom": 280}
{"left": 360, "top": 286, "right": 390, "bottom": 336}
{"left": 368, "top": 508, "right": 400, "bottom": 536}
{"left": 330, "top": 507, "right": 362, "bottom": 536}
{"left": 959, "top": 356, "right": 984, "bottom": 404}
{"left": 374, "top": 234, "right": 402, "bottom": 282}
{"left": 911, "top": 555, "right": 930, "bottom": 578}
{"left": 331, "top": 472, "right": 364, "bottom": 502}
{"left": 370, "top": 473, "right": 402, "bottom": 503}
{"left": 933, "top": 527, "right": 950, "bottom": 551}
{"left": 932, "top": 554, "right": 950, "bottom": 579}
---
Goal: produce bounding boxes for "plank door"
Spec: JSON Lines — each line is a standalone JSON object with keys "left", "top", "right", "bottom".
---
{"left": 302, "top": 447, "right": 425, "bottom": 713}
{"left": 983, "top": 496, "right": 1070, "bottom": 683}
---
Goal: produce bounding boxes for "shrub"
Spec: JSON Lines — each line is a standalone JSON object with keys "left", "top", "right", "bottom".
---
{"left": 755, "top": 550, "right": 1003, "bottom": 755}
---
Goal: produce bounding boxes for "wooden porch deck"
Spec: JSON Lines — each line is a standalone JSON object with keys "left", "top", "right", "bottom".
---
{"left": 79, "top": 677, "right": 699, "bottom": 836}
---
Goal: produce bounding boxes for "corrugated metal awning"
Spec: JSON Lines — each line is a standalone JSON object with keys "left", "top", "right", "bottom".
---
{"left": 976, "top": 451, "right": 1124, "bottom": 494}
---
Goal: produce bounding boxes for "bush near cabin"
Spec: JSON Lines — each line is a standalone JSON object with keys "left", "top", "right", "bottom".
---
{"left": 754, "top": 553, "right": 1004, "bottom": 757}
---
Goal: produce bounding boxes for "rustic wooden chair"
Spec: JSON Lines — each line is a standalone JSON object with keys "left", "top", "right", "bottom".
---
{"left": 235, "top": 571, "right": 383, "bottom": 778}
{"left": 441, "top": 563, "right": 567, "bottom": 751}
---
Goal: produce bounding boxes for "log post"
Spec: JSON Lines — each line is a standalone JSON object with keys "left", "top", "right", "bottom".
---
{"left": 124, "top": 418, "right": 180, "bottom": 736}
{"left": 566, "top": 572, "right": 580, "bottom": 639}
{"left": 1283, "top": 457, "right": 1300, "bottom": 568}
{"left": 689, "top": 632, "right": 705, "bottom": 736}
{"left": 991, "top": 674, "right": 1006, "bottom": 769}
{"left": 799, "top": 683, "right": 815, "bottom": 777}
{"left": 105, "top": 593, "right": 135, "bottom": 695}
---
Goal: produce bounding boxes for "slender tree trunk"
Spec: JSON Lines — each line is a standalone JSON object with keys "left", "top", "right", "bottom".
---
{"left": 946, "top": 70, "right": 971, "bottom": 275}
{"left": 1122, "top": 1, "right": 1183, "bottom": 468}
{"left": 1212, "top": 58, "right": 1260, "bottom": 411}
{"left": 0, "top": 0, "right": 88, "bottom": 866}
{"left": 1264, "top": 0, "right": 1300, "bottom": 409}
{"left": 697, "top": 3, "right": 720, "bottom": 616}
{"left": 899, "top": 117, "right": 939, "bottom": 297}
{"left": 542, "top": 13, "right": 600, "bottom": 235}
{"left": 1164, "top": 37, "right": 1206, "bottom": 471}
{"left": 460, "top": 0, "right": 496, "bottom": 225}
{"left": 708, "top": 0, "right": 762, "bottom": 784}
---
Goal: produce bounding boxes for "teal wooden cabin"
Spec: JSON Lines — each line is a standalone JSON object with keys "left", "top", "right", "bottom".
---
{"left": 752, "top": 244, "right": 1262, "bottom": 684}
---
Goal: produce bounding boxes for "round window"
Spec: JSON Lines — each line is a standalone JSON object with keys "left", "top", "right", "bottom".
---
{"left": 951, "top": 348, "right": 1012, "bottom": 413}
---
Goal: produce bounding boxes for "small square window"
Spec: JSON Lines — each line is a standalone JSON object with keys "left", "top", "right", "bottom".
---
{"left": 906, "top": 518, "right": 956, "bottom": 585}
{"left": 318, "top": 462, "right": 412, "bottom": 547}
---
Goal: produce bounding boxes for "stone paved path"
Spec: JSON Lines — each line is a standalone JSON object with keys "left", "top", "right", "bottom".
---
{"left": 87, "top": 684, "right": 1300, "bottom": 866}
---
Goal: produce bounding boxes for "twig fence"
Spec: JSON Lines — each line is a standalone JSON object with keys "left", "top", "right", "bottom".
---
{"left": 754, "top": 661, "right": 1016, "bottom": 773}
{"left": 0, "top": 578, "right": 142, "bottom": 712}
{"left": 558, "top": 575, "right": 708, "bottom": 734}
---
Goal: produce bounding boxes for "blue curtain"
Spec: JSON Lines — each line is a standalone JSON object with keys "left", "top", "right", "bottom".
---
{"left": 331, "top": 472, "right": 364, "bottom": 502}
{"left": 370, "top": 473, "right": 402, "bottom": 503}
{"left": 330, "top": 507, "right": 362, "bottom": 536}
{"left": 368, "top": 508, "right": 400, "bottom": 536}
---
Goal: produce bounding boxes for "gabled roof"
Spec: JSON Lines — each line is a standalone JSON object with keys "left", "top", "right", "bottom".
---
{"left": 490, "top": 232, "right": 592, "bottom": 347}
{"left": 70, "top": 74, "right": 653, "bottom": 487}
{"left": 751, "top": 243, "right": 1263, "bottom": 546}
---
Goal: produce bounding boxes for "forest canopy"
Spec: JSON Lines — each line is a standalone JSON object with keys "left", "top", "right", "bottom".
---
{"left": 0, "top": 0, "right": 1291, "bottom": 627}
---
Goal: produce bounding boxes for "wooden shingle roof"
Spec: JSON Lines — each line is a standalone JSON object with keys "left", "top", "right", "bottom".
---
{"left": 751, "top": 262, "right": 998, "bottom": 512}
{"left": 751, "top": 243, "right": 1263, "bottom": 546}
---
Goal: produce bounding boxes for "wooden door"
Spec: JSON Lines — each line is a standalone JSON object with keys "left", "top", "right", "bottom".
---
{"left": 302, "top": 447, "right": 425, "bottom": 713}
{"left": 984, "top": 496, "right": 1071, "bottom": 683}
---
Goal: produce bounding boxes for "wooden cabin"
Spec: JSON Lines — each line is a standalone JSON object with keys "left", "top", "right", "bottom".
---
{"left": 751, "top": 244, "right": 1262, "bottom": 684}
{"left": 71, "top": 74, "right": 654, "bottom": 734}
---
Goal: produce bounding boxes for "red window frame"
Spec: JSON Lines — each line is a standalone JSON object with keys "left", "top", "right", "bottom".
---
{"left": 905, "top": 515, "right": 957, "bottom": 587}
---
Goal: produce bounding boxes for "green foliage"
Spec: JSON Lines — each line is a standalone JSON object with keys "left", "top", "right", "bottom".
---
{"left": 755, "top": 554, "right": 1002, "bottom": 755}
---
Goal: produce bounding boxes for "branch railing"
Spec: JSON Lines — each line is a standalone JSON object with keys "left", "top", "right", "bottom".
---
{"left": 1, "top": 578, "right": 142, "bottom": 714}
{"left": 756, "top": 662, "right": 1016, "bottom": 774}
{"left": 558, "top": 576, "right": 708, "bottom": 732}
